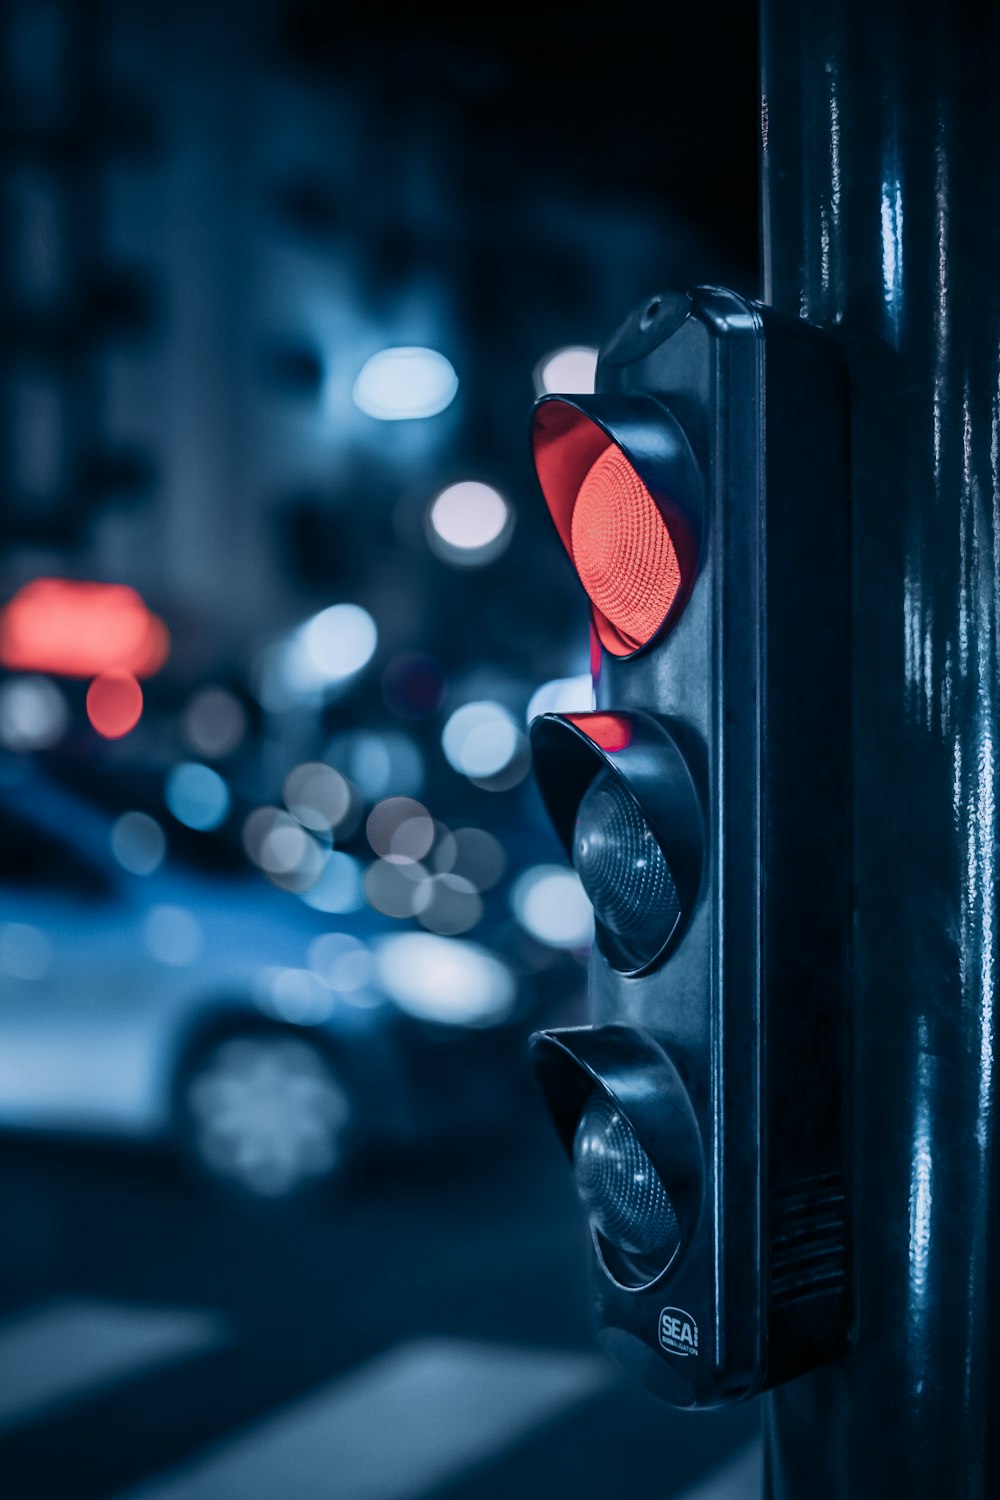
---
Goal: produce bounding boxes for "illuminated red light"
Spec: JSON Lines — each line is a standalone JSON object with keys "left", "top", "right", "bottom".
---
{"left": 571, "top": 445, "right": 681, "bottom": 654}
{"left": 531, "top": 400, "right": 692, "bottom": 659}
{"left": 567, "top": 712, "right": 632, "bottom": 753}
{"left": 0, "top": 579, "right": 170, "bottom": 679}
{"left": 87, "top": 672, "right": 144, "bottom": 739}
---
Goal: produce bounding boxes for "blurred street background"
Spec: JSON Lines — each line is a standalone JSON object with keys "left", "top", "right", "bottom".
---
{"left": 0, "top": 3, "right": 760, "bottom": 1495}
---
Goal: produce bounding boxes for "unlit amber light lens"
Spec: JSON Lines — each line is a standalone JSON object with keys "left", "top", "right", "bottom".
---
{"left": 570, "top": 445, "right": 680, "bottom": 649}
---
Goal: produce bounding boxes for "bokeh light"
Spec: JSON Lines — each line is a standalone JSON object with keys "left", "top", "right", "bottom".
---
{"left": 111, "top": 811, "right": 167, "bottom": 875}
{"left": 510, "top": 865, "right": 594, "bottom": 949}
{"left": 352, "top": 346, "right": 458, "bottom": 421}
{"left": 441, "top": 700, "right": 529, "bottom": 789}
{"left": 415, "top": 873, "right": 483, "bottom": 936}
{"left": 366, "top": 797, "right": 434, "bottom": 862}
{"left": 526, "top": 673, "right": 594, "bottom": 723}
{"left": 284, "top": 762, "right": 354, "bottom": 836}
{"left": 533, "top": 345, "right": 598, "bottom": 396}
{"left": 243, "top": 806, "right": 326, "bottom": 891}
{"left": 299, "top": 851, "right": 365, "bottom": 914}
{"left": 166, "top": 762, "right": 230, "bottom": 831}
{"left": 143, "top": 904, "right": 203, "bottom": 966}
{"left": 0, "top": 578, "right": 169, "bottom": 678}
{"left": 0, "top": 922, "right": 53, "bottom": 981}
{"left": 0, "top": 675, "right": 68, "bottom": 751}
{"left": 86, "top": 672, "right": 143, "bottom": 739}
{"left": 432, "top": 827, "right": 506, "bottom": 891}
{"left": 182, "top": 686, "right": 247, "bottom": 758}
{"left": 257, "top": 605, "right": 377, "bottom": 709}
{"left": 300, "top": 604, "right": 377, "bottom": 682}
{"left": 258, "top": 967, "right": 335, "bottom": 1026}
{"left": 364, "top": 857, "right": 428, "bottom": 919}
{"left": 307, "top": 933, "right": 375, "bottom": 994}
{"left": 325, "top": 728, "right": 423, "bottom": 801}
{"left": 375, "top": 933, "right": 515, "bottom": 1025}
{"left": 427, "top": 482, "right": 512, "bottom": 567}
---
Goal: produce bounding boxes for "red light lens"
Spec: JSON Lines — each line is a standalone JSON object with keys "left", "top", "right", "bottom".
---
{"left": 570, "top": 445, "right": 681, "bottom": 654}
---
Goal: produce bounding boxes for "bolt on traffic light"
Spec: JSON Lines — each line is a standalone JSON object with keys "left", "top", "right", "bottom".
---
{"left": 528, "top": 287, "right": 850, "bottom": 1407}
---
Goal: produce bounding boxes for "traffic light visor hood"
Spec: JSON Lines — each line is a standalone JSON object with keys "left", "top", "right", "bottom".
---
{"left": 530, "top": 1024, "right": 704, "bottom": 1292}
{"left": 531, "top": 395, "right": 701, "bottom": 656}
{"left": 529, "top": 710, "right": 703, "bottom": 975}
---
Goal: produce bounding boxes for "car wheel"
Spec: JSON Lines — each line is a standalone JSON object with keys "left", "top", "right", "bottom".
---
{"left": 176, "top": 1027, "right": 353, "bottom": 1204}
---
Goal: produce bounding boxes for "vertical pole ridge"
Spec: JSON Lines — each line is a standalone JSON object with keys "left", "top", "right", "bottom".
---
{"left": 761, "top": 4, "right": 999, "bottom": 1495}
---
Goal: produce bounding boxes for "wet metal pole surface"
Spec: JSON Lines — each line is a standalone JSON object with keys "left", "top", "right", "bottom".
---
{"left": 760, "top": 4, "right": 999, "bottom": 1496}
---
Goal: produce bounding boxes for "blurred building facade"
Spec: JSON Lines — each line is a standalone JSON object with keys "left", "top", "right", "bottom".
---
{"left": 0, "top": 0, "right": 758, "bottom": 1164}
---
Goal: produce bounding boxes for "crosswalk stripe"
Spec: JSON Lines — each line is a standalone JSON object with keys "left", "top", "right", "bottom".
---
{"left": 110, "top": 1339, "right": 613, "bottom": 1500}
{"left": 0, "top": 1298, "right": 230, "bottom": 1437}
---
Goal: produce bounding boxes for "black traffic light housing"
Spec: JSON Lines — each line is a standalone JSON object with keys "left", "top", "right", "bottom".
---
{"left": 528, "top": 286, "right": 850, "bottom": 1407}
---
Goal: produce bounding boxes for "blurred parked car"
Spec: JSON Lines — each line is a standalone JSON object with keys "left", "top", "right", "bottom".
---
{"left": 0, "top": 766, "right": 552, "bottom": 1203}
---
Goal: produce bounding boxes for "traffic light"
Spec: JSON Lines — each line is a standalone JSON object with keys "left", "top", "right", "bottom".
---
{"left": 528, "top": 286, "right": 850, "bottom": 1407}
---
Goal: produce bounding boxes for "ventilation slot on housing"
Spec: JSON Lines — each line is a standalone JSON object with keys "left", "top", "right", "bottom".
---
{"left": 770, "top": 1173, "right": 847, "bottom": 1306}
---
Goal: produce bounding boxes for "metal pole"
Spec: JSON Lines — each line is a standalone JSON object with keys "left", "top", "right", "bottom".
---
{"left": 760, "top": 3, "right": 999, "bottom": 1495}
